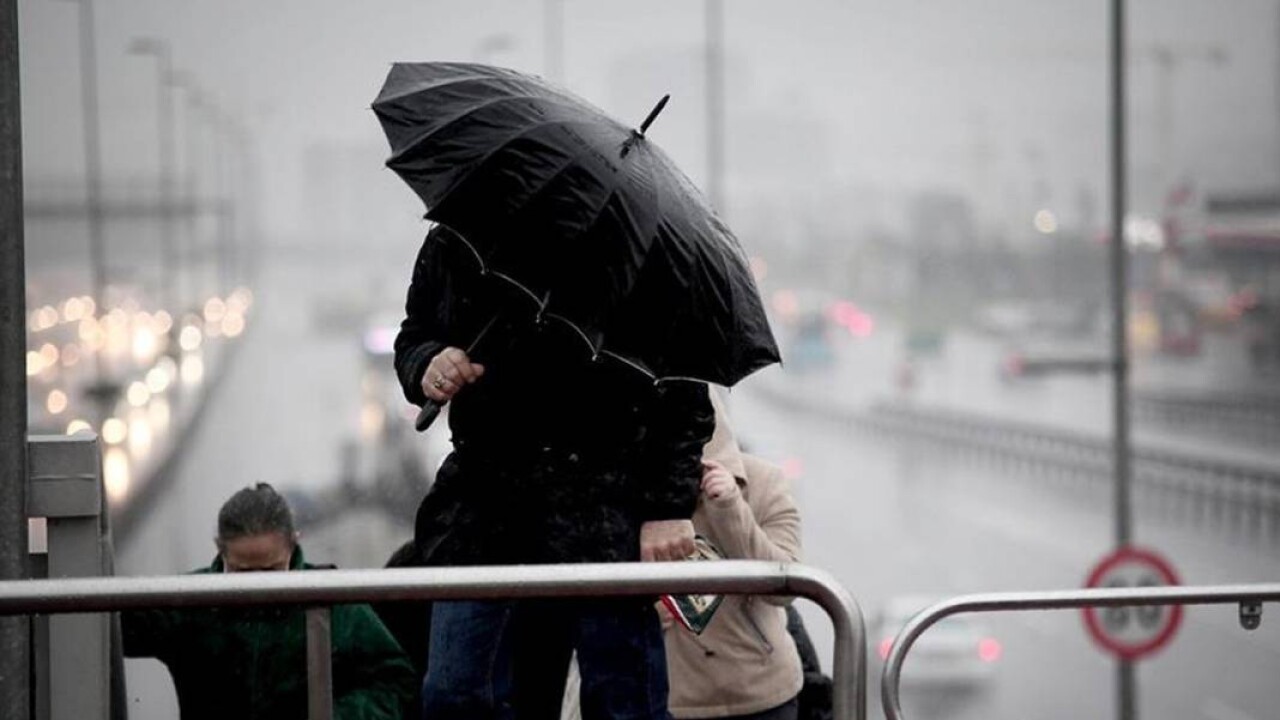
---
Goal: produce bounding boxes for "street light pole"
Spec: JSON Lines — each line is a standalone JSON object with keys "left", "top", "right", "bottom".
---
{"left": 0, "top": 1, "right": 30, "bottom": 717}
{"left": 207, "top": 106, "right": 233, "bottom": 297}
{"left": 128, "top": 38, "right": 178, "bottom": 317}
{"left": 1109, "top": 1, "right": 1136, "bottom": 719}
{"left": 57, "top": 0, "right": 109, "bottom": 399}
{"left": 175, "top": 75, "right": 206, "bottom": 310}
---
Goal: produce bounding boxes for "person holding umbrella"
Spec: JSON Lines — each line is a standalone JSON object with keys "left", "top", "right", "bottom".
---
{"left": 376, "top": 63, "right": 780, "bottom": 720}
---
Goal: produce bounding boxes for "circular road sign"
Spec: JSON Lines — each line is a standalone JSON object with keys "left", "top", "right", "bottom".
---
{"left": 1082, "top": 546, "right": 1183, "bottom": 660}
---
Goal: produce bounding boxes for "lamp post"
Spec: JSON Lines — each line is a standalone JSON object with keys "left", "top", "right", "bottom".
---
{"left": 56, "top": 0, "right": 111, "bottom": 414}
{"left": 205, "top": 103, "right": 234, "bottom": 297}
{"left": 171, "top": 72, "right": 208, "bottom": 311}
{"left": 127, "top": 37, "right": 178, "bottom": 318}
{"left": 1108, "top": 2, "right": 1136, "bottom": 719}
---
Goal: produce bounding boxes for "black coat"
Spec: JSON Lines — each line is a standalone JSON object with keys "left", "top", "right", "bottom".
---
{"left": 395, "top": 226, "right": 714, "bottom": 565}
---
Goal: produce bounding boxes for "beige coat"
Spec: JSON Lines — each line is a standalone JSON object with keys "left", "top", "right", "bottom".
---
{"left": 664, "top": 396, "right": 804, "bottom": 718}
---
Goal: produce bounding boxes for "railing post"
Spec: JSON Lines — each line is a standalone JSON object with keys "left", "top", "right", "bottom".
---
{"left": 305, "top": 607, "right": 333, "bottom": 720}
{"left": 27, "top": 435, "right": 111, "bottom": 720}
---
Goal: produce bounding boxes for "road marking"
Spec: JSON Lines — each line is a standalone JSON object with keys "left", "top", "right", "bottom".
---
{"left": 1202, "top": 697, "right": 1259, "bottom": 720}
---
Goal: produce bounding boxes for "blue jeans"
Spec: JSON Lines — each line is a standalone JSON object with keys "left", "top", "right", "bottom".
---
{"left": 421, "top": 598, "right": 670, "bottom": 720}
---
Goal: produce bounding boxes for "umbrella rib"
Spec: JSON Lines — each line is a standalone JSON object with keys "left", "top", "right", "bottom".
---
{"left": 598, "top": 350, "right": 729, "bottom": 387}
{"left": 436, "top": 221, "right": 548, "bottom": 309}
{"left": 598, "top": 349, "right": 657, "bottom": 381}
{"left": 489, "top": 270, "right": 547, "bottom": 308}
{"left": 543, "top": 313, "right": 602, "bottom": 357}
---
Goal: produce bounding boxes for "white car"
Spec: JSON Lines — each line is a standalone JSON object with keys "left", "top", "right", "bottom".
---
{"left": 874, "top": 595, "right": 1001, "bottom": 691}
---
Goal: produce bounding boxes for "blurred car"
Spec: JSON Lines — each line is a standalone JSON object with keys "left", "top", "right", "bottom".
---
{"left": 874, "top": 595, "right": 1001, "bottom": 691}
{"left": 785, "top": 310, "right": 835, "bottom": 372}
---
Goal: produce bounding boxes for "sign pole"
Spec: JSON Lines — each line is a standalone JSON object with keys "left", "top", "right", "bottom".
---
{"left": 1108, "top": 0, "right": 1135, "bottom": 718}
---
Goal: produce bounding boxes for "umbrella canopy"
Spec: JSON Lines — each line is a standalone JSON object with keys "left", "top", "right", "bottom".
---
{"left": 373, "top": 62, "right": 778, "bottom": 386}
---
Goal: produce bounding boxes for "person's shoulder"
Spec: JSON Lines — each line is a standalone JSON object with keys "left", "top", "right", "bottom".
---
{"left": 741, "top": 453, "right": 785, "bottom": 488}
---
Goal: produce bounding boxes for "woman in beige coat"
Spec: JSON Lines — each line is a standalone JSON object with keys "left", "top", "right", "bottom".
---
{"left": 662, "top": 391, "right": 804, "bottom": 720}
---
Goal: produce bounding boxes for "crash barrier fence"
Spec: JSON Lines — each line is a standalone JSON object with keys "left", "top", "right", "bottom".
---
{"left": 751, "top": 379, "right": 1280, "bottom": 510}
{"left": 0, "top": 561, "right": 867, "bottom": 720}
{"left": 1134, "top": 391, "right": 1280, "bottom": 440}
{"left": 881, "top": 583, "right": 1280, "bottom": 720}
{"left": 864, "top": 404, "right": 1280, "bottom": 533}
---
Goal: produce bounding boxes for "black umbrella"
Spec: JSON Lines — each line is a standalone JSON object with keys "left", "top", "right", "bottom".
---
{"left": 373, "top": 62, "right": 779, "bottom": 429}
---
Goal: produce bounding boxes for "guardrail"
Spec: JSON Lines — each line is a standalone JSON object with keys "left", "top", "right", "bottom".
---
{"left": 862, "top": 403, "right": 1280, "bottom": 542}
{"left": 0, "top": 560, "right": 866, "bottom": 720}
{"left": 881, "top": 583, "right": 1280, "bottom": 720}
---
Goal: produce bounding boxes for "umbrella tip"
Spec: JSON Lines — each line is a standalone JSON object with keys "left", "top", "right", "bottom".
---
{"left": 638, "top": 94, "right": 671, "bottom": 136}
{"left": 621, "top": 94, "right": 670, "bottom": 158}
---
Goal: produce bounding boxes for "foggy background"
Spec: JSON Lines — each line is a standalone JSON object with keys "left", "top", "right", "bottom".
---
{"left": 19, "top": 1, "right": 1280, "bottom": 719}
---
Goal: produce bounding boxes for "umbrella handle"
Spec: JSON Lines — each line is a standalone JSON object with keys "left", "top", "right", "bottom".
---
{"left": 414, "top": 399, "right": 444, "bottom": 432}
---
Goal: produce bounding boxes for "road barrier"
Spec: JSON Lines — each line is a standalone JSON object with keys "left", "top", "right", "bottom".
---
{"left": 862, "top": 403, "right": 1280, "bottom": 538}
{"left": 0, "top": 560, "right": 866, "bottom": 720}
{"left": 881, "top": 583, "right": 1280, "bottom": 720}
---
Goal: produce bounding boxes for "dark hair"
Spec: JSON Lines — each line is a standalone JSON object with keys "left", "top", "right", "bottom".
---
{"left": 216, "top": 483, "right": 296, "bottom": 547}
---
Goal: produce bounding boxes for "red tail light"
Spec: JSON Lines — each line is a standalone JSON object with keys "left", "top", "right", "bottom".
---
{"left": 878, "top": 638, "right": 894, "bottom": 660}
{"left": 1003, "top": 354, "right": 1025, "bottom": 377}
{"left": 978, "top": 637, "right": 1002, "bottom": 663}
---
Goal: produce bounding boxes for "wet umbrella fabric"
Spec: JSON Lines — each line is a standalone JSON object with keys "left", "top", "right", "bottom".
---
{"left": 373, "top": 62, "right": 778, "bottom": 422}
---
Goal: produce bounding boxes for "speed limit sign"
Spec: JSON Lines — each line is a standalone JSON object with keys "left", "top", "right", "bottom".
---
{"left": 1082, "top": 546, "right": 1183, "bottom": 660}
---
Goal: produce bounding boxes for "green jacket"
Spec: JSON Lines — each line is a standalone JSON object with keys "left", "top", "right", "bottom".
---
{"left": 122, "top": 546, "right": 416, "bottom": 720}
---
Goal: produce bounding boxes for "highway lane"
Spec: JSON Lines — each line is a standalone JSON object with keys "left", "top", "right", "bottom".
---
{"left": 732, "top": 363, "right": 1280, "bottom": 720}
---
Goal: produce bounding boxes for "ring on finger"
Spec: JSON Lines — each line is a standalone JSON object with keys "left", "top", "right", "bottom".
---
{"left": 431, "top": 374, "right": 447, "bottom": 390}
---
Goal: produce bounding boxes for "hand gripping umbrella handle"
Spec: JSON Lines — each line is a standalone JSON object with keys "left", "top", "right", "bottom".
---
{"left": 413, "top": 314, "right": 500, "bottom": 434}
{"left": 414, "top": 399, "right": 444, "bottom": 432}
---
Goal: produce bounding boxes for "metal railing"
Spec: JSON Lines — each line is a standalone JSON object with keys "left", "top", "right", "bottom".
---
{"left": 881, "top": 583, "right": 1280, "bottom": 720}
{"left": 0, "top": 560, "right": 867, "bottom": 720}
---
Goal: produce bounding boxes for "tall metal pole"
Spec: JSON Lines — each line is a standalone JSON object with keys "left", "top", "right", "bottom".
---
{"left": 176, "top": 76, "right": 202, "bottom": 313}
{"left": 0, "top": 0, "right": 31, "bottom": 716}
{"left": 209, "top": 107, "right": 232, "bottom": 297}
{"left": 72, "top": 0, "right": 108, "bottom": 393}
{"left": 129, "top": 39, "right": 179, "bottom": 316}
{"left": 704, "top": 0, "right": 725, "bottom": 214}
{"left": 543, "top": 0, "right": 563, "bottom": 82}
{"left": 1109, "top": 1, "right": 1136, "bottom": 719}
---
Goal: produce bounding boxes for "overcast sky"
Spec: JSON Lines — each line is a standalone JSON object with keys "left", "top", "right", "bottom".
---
{"left": 18, "top": 0, "right": 1280, "bottom": 241}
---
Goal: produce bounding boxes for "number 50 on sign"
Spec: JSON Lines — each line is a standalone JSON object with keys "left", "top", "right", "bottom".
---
{"left": 1082, "top": 546, "right": 1183, "bottom": 660}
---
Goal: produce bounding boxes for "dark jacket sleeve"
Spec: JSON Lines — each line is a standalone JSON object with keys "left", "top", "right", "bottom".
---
{"left": 331, "top": 603, "right": 418, "bottom": 720}
{"left": 636, "top": 382, "right": 714, "bottom": 521}
{"left": 394, "top": 231, "right": 450, "bottom": 407}
{"left": 120, "top": 607, "right": 179, "bottom": 661}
